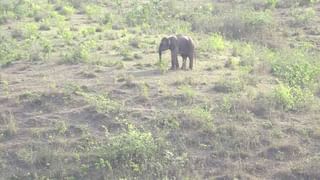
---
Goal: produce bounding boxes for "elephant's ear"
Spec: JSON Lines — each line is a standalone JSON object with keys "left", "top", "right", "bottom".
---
{"left": 168, "top": 36, "right": 177, "bottom": 50}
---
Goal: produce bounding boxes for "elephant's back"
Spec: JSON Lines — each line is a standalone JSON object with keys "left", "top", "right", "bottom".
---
{"left": 177, "top": 36, "right": 194, "bottom": 55}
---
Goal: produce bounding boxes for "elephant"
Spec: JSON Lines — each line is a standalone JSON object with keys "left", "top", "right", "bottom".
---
{"left": 158, "top": 35, "right": 195, "bottom": 70}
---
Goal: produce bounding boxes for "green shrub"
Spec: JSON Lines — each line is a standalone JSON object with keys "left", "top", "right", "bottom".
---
{"left": 21, "top": 22, "right": 39, "bottom": 38}
{"left": 187, "top": 105, "right": 213, "bottom": 125}
{"left": 266, "top": 0, "right": 278, "bottom": 8}
{"left": 84, "top": 4, "right": 103, "bottom": 21}
{"left": 0, "top": 36, "right": 21, "bottom": 66}
{"left": 273, "top": 83, "right": 314, "bottom": 111}
{"left": 200, "top": 33, "right": 226, "bottom": 52}
{"left": 156, "top": 59, "right": 169, "bottom": 74}
{"left": 79, "top": 91, "right": 121, "bottom": 114}
{"left": 59, "top": 5, "right": 75, "bottom": 16}
{"left": 272, "top": 50, "right": 319, "bottom": 89}
{"left": 220, "top": 9, "right": 274, "bottom": 40}
{"left": 108, "top": 127, "right": 157, "bottom": 166}
{"left": 62, "top": 40, "right": 96, "bottom": 64}
{"left": 22, "top": 36, "right": 52, "bottom": 62}
{"left": 179, "top": 85, "right": 197, "bottom": 100}
{"left": 126, "top": 1, "right": 161, "bottom": 27}
{"left": 213, "top": 78, "right": 245, "bottom": 93}
{"left": 290, "top": 7, "right": 315, "bottom": 26}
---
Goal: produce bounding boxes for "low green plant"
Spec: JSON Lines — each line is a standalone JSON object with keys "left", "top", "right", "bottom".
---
{"left": 273, "top": 83, "right": 314, "bottom": 111}
{"left": 80, "top": 92, "right": 121, "bottom": 114}
{"left": 59, "top": 5, "right": 75, "bottom": 16}
{"left": 213, "top": 78, "right": 245, "bottom": 93}
{"left": 58, "top": 27, "right": 74, "bottom": 45}
{"left": 291, "top": 7, "right": 315, "bottom": 26}
{"left": 100, "top": 125, "right": 160, "bottom": 175}
{"left": 23, "top": 22, "right": 39, "bottom": 38}
{"left": 220, "top": 95, "right": 233, "bottom": 113}
{"left": 84, "top": 4, "right": 103, "bottom": 21}
{"left": 80, "top": 27, "right": 96, "bottom": 37}
{"left": 125, "top": 1, "right": 162, "bottom": 27}
{"left": 55, "top": 120, "right": 68, "bottom": 135}
{"left": 221, "top": 9, "right": 274, "bottom": 40}
{"left": 200, "top": 33, "right": 226, "bottom": 52}
{"left": 23, "top": 36, "right": 53, "bottom": 61}
{"left": 139, "top": 82, "right": 150, "bottom": 99}
{"left": 3, "top": 112, "right": 17, "bottom": 138}
{"left": 187, "top": 105, "right": 213, "bottom": 125}
{"left": 0, "top": 36, "right": 21, "bottom": 66}
{"left": 157, "top": 114, "right": 180, "bottom": 129}
{"left": 156, "top": 60, "right": 169, "bottom": 74}
{"left": 266, "top": 0, "right": 278, "bottom": 8}
{"left": 272, "top": 50, "right": 319, "bottom": 89}
{"left": 180, "top": 85, "right": 196, "bottom": 100}
{"left": 62, "top": 40, "right": 96, "bottom": 64}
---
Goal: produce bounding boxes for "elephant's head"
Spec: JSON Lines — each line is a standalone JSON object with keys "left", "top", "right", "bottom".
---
{"left": 158, "top": 37, "right": 171, "bottom": 62}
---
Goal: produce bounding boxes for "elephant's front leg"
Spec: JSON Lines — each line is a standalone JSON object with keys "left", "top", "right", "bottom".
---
{"left": 170, "top": 51, "right": 178, "bottom": 70}
{"left": 175, "top": 56, "right": 179, "bottom": 69}
{"left": 181, "top": 57, "right": 187, "bottom": 70}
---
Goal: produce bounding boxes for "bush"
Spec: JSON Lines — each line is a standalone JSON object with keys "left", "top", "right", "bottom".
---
{"left": 220, "top": 9, "right": 274, "bottom": 40}
{"left": 97, "top": 125, "right": 187, "bottom": 178}
{"left": 273, "top": 83, "right": 314, "bottom": 111}
{"left": 0, "top": 36, "right": 21, "bottom": 66}
{"left": 272, "top": 50, "right": 319, "bottom": 89}
{"left": 108, "top": 127, "right": 157, "bottom": 166}
{"left": 80, "top": 92, "right": 121, "bottom": 114}
{"left": 290, "top": 7, "right": 315, "bottom": 26}
{"left": 186, "top": 105, "right": 213, "bottom": 126}
{"left": 23, "top": 22, "right": 39, "bottom": 38}
{"left": 84, "top": 4, "right": 103, "bottom": 21}
{"left": 58, "top": 5, "right": 75, "bottom": 16}
{"left": 200, "top": 33, "right": 226, "bottom": 52}
{"left": 266, "top": 0, "right": 279, "bottom": 8}
{"left": 213, "top": 78, "right": 245, "bottom": 93}
{"left": 62, "top": 40, "right": 96, "bottom": 64}
{"left": 126, "top": 1, "right": 161, "bottom": 27}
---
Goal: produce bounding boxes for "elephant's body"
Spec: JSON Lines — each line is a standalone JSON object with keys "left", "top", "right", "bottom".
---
{"left": 159, "top": 35, "right": 195, "bottom": 70}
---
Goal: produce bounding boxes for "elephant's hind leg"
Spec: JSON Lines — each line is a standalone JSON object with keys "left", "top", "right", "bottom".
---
{"left": 189, "top": 56, "right": 193, "bottom": 70}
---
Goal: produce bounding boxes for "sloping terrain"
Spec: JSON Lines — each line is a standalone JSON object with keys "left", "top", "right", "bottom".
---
{"left": 1, "top": 0, "right": 320, "bottom": 179}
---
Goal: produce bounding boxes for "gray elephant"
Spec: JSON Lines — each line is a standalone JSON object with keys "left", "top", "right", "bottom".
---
{"left": 158, "top": 35, "right": 195, "bottom": 70}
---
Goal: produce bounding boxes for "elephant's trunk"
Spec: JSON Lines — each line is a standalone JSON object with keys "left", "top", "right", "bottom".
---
{"left": 158, "top": 49, "right": 162, "bottom": 62}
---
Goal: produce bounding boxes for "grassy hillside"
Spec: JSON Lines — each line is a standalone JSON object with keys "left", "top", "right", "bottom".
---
{"left": 1, "top": 0, "right": 320, "bottom": 179}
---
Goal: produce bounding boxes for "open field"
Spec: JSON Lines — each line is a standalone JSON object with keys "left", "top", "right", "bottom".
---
{"left": 1, "top": 0, "right": 320, "bottom": 179}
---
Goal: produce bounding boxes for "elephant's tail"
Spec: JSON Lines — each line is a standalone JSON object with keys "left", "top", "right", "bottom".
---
{"left": 194, "top": 50, "right": 196, "bottom": 68}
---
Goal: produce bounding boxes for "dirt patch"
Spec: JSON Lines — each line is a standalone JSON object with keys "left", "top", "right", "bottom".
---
{"left": 259, "top": 145, "right": 301, "bottom": 161}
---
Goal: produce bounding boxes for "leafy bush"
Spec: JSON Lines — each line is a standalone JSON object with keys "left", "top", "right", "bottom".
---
{"left": 273, "top": 83, "right": 314, "bottom": 111}
{"left": 96, "top": 124, "right": 187, "bottom": 178}
{"left": 200, "top": 33, "right": 226, "bottom": 52}
{"left": 58, "top": 5, "right": 75, "bottom": 16}
{"left": 290, "top": 7, "right": 315, "bottom": 26}
{"left": 62, "top": 40, "right": 96, "bottom": 64}
{"left": 126, "top": 1, "right": 162, "bottom": 27}
{"left": 84, "top": 4, "right": 103, "bottom": 22}
{"left": 266, "top": 0, "right": 278, "bottom": 8}
{"left": 272, "top": 50, "right": 319, "bottom": 89}
{"left": 23, "top": 22, "right": 39, "bottom": 38}
{"left": 220, "top": 9, "right": 274, "bottom": 40}
{"left": 108, "top": 127, "right": 157, "bottom": 167}
{"left": 80, "top": 92, "right": 121, "bottom": 114}
{"left": 179, "top": 85, "right": 197, "bottom": 101}
{"left": 213, "top": 78, "right": 245, "bottom": 93}
{"left": 0, "top": 36, "right": 21, "bottom": 66}
{"left": 187, "top": 105, "right": 213, "bottom": 126}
